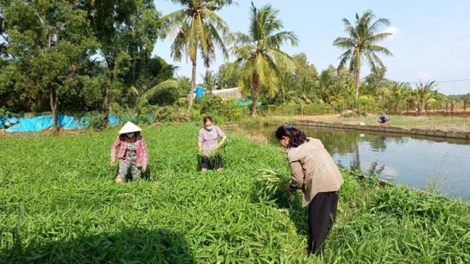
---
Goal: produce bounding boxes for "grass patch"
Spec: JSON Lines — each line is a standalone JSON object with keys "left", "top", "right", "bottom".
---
{"left": 0, "top": 124, "right": 468, "bottom": 263}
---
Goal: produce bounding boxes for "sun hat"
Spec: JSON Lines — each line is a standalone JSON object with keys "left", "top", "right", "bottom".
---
{"left": 118, "top": 121, "right": 142, "bottom": 134}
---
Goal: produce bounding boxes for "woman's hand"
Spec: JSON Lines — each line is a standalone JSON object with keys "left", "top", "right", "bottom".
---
{"left": 283, "top": 183, "right": 296, "bottom": 201}
{"left": 142, "top": 165, "right": 147, "bottom": 172}
{"left": 210, "top": 148, "right": 219, "bottom": 157}
{"left": 110, "top": 160, "right": 115, "bottom": 167}
{"left": 283, "top": 182, "right": 294, "bottom": 192}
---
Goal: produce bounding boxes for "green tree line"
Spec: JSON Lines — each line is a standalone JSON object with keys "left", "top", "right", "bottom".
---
{"left": 0, "top": 1, "right": 468, "bottom": 131}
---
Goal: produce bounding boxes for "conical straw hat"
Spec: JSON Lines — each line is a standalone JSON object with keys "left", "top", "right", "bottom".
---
{"left": 118, "top": 121, "right": 142, "bottom": 134}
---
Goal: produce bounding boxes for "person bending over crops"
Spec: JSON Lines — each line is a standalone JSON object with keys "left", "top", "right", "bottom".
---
{"left": 111, "top": 121, "right": 148, "bottom": 183}
{"left": 275, "top": 125, "right": 344, "bottom": 256}
{"left": 379, "top": 114, "right": 390, "bottom": 124}
{"left": 198, "top": 116, "right": 227, "bottom": 172}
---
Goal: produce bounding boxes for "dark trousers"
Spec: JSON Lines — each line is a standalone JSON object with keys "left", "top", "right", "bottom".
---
{"left": 307, "top": 191, "right": 339, "bottom": 256}
{"left": 200, "top": 154, "right": 222, "bottom": 170}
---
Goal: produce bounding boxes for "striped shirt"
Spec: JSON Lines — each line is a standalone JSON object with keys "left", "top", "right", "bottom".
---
{"left": 288, "top": 137, "right": 344, "bottom": 207}
{"left": 111, "top": 135, "right": 148, "bottom": 168}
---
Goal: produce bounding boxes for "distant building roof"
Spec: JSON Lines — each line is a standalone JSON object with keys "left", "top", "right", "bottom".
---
{"left": 211, "top": 87, "right": 242, "bottom": 99}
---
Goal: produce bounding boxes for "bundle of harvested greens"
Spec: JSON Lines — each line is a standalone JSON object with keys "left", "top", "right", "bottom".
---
{"left": 257, "top": 169, "right": 296, "bottom": 205}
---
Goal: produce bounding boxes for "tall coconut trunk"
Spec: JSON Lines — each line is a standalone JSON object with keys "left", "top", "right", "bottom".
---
{"left": 102, "top": 73, "right": 112, "bottom": 124}
{"left": 47, "top": 31, "right": 58, "bottom": 134}
{"left": 188, "top": 53, "right": 197, "bottom": 110}
{"left": 103, "top": 58, "right": 115, "bottom": 125}
{"left": 50, "top": 87, "right": 58, "bottom": 134}
{"left": 250, "top": 72, "right": 259, "bottom": 117}
{"left": 354, "top": 67, "right": 361, "bottom": 109}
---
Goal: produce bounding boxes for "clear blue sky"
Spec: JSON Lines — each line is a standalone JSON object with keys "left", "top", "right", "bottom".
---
{"left": 153, "top": 0, "right": 470, "bottom": 95}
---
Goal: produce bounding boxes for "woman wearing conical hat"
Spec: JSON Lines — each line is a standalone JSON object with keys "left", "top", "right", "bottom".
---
{"left": 110, "top": 121, "right": 148, "bottom": 183}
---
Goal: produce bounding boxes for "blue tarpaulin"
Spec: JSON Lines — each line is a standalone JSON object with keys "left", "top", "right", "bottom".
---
{"left": 3, "top": 115, "right": 83, "bottom": 133}
{"left": 0, "top": 113, "right": 140, "bottom": 133}
{"left": 108, "top": 114, "right": 120, "bottom": 126}
{"left": 235, "top": 99, "right": 262, "bottom": 107}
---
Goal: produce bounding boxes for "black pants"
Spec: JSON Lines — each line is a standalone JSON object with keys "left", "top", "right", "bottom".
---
{"left": 200, "top": 154, "right": 222, "bottom": 170}
{"left": 307, "top": 191, "right": 339, "bottom": 256}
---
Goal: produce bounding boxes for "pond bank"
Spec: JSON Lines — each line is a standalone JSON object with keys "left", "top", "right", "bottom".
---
{"left": 296, "top": 120, "right": 470, "bottom": 140}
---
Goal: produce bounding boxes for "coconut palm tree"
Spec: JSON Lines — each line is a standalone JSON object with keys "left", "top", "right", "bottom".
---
{"left": 278, "top": 71, "right": 297, "bottom": 104}
{"left": 161, "top": 0, "right": 233, "bottom": 109}
{"left": 201, "top": 70, "right": 217, "bottom": 93}
{"left": 333, "top": 10, "right": 393, "bottom": 105}
{"left": 387, "top": 81, "right": 411, "bottom": 114}
{"left": 315, "top": 70, "right": 337, "bottom": 103}
{"left": 415, "top": 80, "right": 437, "bottom": 115}
{"left": 464, "top": 93, "right": 470, "bottom": 111}
{"left": 230, "top": 2, "right": 298, "bottom": 116}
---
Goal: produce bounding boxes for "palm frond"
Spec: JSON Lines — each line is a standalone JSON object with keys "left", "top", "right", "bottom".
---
{"left": 170, "top": 29, "right": 188, "bottom": 62}
{"left": 337, "top": 49, "right": 352, "bottom": 70}
{"left": 269, "top": 48, "right": 295, "bottom": 70}
{"left": 138, "top": 79, "right": 179, "bottom": 107}
{"left": 264, "top": 30, "right": 299, "bottom": 48}
{"left": 367, "top": 32, "right": 393, "bottom": 43}
{"left": 364, "top": 51, "right": 379, "bottom": 72}
{"left": 341, "top": 18, "right": 353, "bottom": 29}
{"left": 369, "top": 18, "right": 391, "bottom": 33}
{"left": 206, "top": 19, "right": 229, "bottom": 58}
{"left": 227, "top": 32, "right": 251, "bottom": 45}
{"left": 230, "top": 44, "right": 254, "bottom": 59}
{"left": 204, "top": 9, "right": 230, "bottom": 36}
{"left": 333, "top": 37, "right": 356, "bottom": 49}
{"left": 368, "top": 44, "right": 393, "bottom": 56}
{"left": 159, "top": 9, "right": 188, "bottom": 37}
{"left": 205, "top": 0, "right": 236, "bottom": 11}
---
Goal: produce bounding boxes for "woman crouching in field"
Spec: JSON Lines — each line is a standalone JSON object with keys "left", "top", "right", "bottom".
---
{"left": 111, "top": 121, "right": 148, "bottom": 183}
{"left": 275, "top": 125, "right": 344, "bottom": 256}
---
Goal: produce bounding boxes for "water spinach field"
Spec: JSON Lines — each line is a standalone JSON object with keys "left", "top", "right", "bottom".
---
{"left": 1, "top": 124, "right": 469, "bottom": 263}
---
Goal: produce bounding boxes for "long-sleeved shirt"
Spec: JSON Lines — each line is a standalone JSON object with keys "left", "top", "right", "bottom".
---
{"left": 111, "top": 135, "right": 148, "bottom": 168}
{"left": 287, "top": 137, "right": 344, "bottom": 207}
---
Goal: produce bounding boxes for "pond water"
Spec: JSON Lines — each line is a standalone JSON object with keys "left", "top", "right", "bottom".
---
{"left": 227, "top": 125, "right": 470, "bottom": 200}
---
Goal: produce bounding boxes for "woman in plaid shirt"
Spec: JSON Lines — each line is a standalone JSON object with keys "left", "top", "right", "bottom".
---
{"left": 111, "top": 122, "right": 148, "bottom": 183}
{"left": 275, "top": 124, "right": 344, "bottom": 256}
